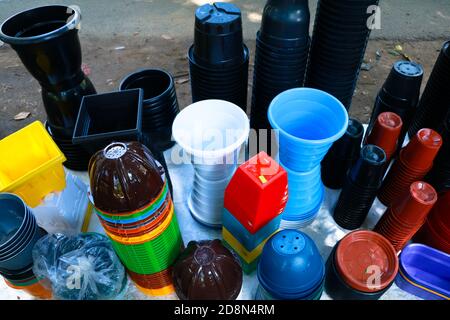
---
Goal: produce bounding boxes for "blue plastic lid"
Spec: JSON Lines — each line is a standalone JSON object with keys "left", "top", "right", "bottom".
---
{"left": 257, "top": 230, "right": 325, "bottom": 296}
{"left": 195, "top": 3, "right": 242, "bottom": 36}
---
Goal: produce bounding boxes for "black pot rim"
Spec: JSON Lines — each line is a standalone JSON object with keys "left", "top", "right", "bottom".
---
{"left": 0, "top": 5, "right": 81, "bottom": 45}
{"left": 188, "top": 44, "right": 250, "bottom": 70}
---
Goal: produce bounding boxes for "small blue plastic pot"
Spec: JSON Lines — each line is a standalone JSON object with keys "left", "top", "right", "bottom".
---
{"left": 222, "top": 209, "right": 281, "bottom": 252}
{"left": 268, "top": 88, "right": 348, "bottom": 172}
{"left": 258, "top": 229, "right": 325, "bottom": 298}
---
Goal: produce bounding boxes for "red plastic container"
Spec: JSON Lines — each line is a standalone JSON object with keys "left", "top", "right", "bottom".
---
{"left": 334, "top": 230, "right": 398, "bottom": 293}
{"left": 224, "top": 152, "right": 288, "bottom": 233}
{"left": 415, "top": 191, "right": 450, "bottom": 254}
{"left": 375, "top": 181, "right": 437, "bottom": 251}
{"left": 366, "top": 112, "right": 403, "bottom": 162}
{"left": 378, "top": 129, "right": 442, "bottom": 206}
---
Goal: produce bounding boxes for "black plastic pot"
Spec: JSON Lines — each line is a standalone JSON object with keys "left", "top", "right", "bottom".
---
{"left": 333, "top": 145, "right": 386, "bottom": 230}
{"left": 322, "top": 118, "right": 364, "bottom": 189}
{"left": 119, "top": 69, "right": 180, "bottom": 151}
{"left": 409, "top": 41, "right": 450, "bottom": 137}
{"left": 325, "top": 247, "right": 392, "bottom": 300}
{"left": 0, "top": 5, "right": 97, "bottom": 137}
{"left": 72, "top": 89, "right": 143, "bottom": 155}
{"left": 188, "top": 2, "right": 249, "bottom": 111}
{"left": 305, "top": 0, "right": 379, "bottom": 109}
{"left": 366, "top": 61, "right": 423, "bottom": 149}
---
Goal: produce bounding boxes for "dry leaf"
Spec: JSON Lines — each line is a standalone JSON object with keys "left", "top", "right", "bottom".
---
{"left": 14, "top": 112, "right": 31, "bottom": 120}
{"left": 161, "top": 34, "right": 173, "bottom": 40}
{"left": 176, "top": 77, "right": 189, "bottom": 85}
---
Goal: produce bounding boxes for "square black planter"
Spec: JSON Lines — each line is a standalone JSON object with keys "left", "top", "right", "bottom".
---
{"left": 72, "top": 89, "right": 143, "bottom": 155}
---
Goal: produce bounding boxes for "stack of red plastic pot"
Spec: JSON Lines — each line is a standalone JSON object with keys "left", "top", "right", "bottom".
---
{"left": 366, "top": 112, "right": 403, "bottom": 163}
{"left": 375, "top": 181, "right": 438, "bottom": 252}
{"left": 378, "top": 128, "right": 442, "bottom": 207}
{"left": 415, "top": 191, "right": 450, "bottom": 254}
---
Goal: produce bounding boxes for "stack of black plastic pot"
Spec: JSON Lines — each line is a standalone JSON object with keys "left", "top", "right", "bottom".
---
{"left": 408, "top": 41, "right": 450, "bottom": 137}
{"left": 0, "top": 5, "right": 96, "bottom": 171}
{"left": 333, "top": 145, "right": 387, "bottom": 230}
{"left": 188, "top": 2, "right": 249, "bottom": 112}
{"left": 119, "top": 69, "right": 180, "bottom": 152}
{"left": 426, "top": 112, "right": 450, "bottom": 193}
{"left": 321, "top": 119, "right": 364, "bottom": 190}
{"left": 305, "top": 0, "right": 379, "bottom": 109}
{"left": 365, "top": 61, "right": 424, "bottom": 150}
{"left": 250, "top": 0, "right": 310, "bottom": 130}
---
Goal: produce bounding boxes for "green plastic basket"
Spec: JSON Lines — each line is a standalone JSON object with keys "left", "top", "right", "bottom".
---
{"left": 110, "top": 213, "right": 183, "bottom": 274}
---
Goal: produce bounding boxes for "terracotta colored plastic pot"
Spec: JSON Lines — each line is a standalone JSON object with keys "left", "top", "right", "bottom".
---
{"left": 366, "top": 112, "right": 403, "bottom": 162}
{"left": 334, "top": 230, "right": 398, "bottom": 293}
{"left": 401, "top": 129, "right": 443, "bottom": 171}
{"left": 5, "top": 278, "right": 52, "bottom": 299}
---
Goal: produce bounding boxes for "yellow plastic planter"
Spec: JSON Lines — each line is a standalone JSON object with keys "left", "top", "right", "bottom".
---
{"left": 0, "top": 121, "right": 66, "bottom": 207}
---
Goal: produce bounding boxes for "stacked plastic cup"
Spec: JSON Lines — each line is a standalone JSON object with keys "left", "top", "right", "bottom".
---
{"left": 305, "top": 0, "right": 379, "bottom": 109}
{"left": 223, "top": 152, "right": 288, "bottom": 273}
{"left": 333, "top": 145, "right": 387, "bottom": 230}
{"left": 172, "top": 100, "right": 250, "bottom": 227}
{"left": 188, "top": 3, "right": 249, "bottom": 111}
{"left": 426, "top": 112, "right": 450, "bottom": 192}
{"left": 250, "top": 0, "right": 310, "bottom": 129}
{"left": 256, "top": 230, "right": 325, "bottom": 300}
{"left": 321, "top": 118, "right": 364, "bottom": 189}
{"left": 375, "top": 181, "right": 438, "bottom": 252}
{"left": 325, "top": 231, "right": 398, "bottom": 300}
{"left": 366, "top": 61, "right": 423, "bottom": 150}
{"left": 415, "top": 191, "right": 450, "bottom": 254}
{"left": 0, "top": 193, "right": 50, "bottom": 299}
{"left": 378, "top": 129, "right": 443, "bottom": 207}
{"left": 119, "top": 69, "right": 180, "bottom": 152}
{"left": 89, "top": 142, "right": 183, "bottom": 296}
{"left": 268, "top": 88, "right": 348, "bottom": 227}
{"left": 409, "top": 41, "right": 450, "bottom": 137}
{"left": 366, "top": 112, "right": 403, "bottom": 163}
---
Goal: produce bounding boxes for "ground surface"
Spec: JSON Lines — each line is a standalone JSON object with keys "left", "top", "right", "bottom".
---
{"left": 0, "top": 0, "right": 449, "bottom": 136}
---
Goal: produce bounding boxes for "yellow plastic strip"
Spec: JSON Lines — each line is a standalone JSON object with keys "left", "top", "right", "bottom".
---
{"left": 222, "top": 227, "right": 277, "bottom": 263}
{"left": 399, "top": 269, "right": 449, "bottom": 300}
{"left": 81, "top": 202, "right": 94, "bottom": 233}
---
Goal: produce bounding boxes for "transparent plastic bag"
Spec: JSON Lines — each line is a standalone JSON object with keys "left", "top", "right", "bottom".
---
{"left": 32, "top": 233, "right": 127, "bottom": 300}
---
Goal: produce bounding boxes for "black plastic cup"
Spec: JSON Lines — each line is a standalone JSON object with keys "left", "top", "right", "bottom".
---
{"left": 119, "top": 69, "right": 180, "bottom": 151}
{"left": 305, "top": 0, "right": 378, "bottom": 109}
{"left": 189, "top": 2, "right": 249, "bottom": 111}
{"left": 366, "top": 61, "right": 423, "bottom": 149}
{"left": 325, "top": 247, "right": 392, "bottom": 300}
{"left": 333, "top": 145, "right": 386, "bottom": 230}
{"left": 72, "top": 89, "right": 143, "bottom": 155}
{"left": 409, "top": 41, "right": 450, "bottom": 137}
{"left": 322, "top": 118, "right": 364, "bottom": 189}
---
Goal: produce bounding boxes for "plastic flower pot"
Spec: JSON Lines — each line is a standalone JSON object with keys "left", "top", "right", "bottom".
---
{"left": 0, "top": 121, "right": 66, "bottom": 207}
{"left": 119, "top": 69, "right": 180, "bottom": 151}
{"left": 268, "top": 88, "right": 349, "bottom": 172}
{"left": 172, "top": 240, "right": 243, "bottom": 300}
{"left": 366, "top": 61, "right": 423, "bottom": 150}
{"left": 366, "top": 112, "right": 403, "bottom": 162}
{"left": 172, "top": 100, "right": 249, "bottom": 227}
{"left": 0, "top": 5, "right": 97, "bottom": 139}
{"left": 128, "top": 268, "right": 173, "bottom": 292}
{"left": 409, "top": 41, "right": 450, "bottom": 137}
{"left": 4, "top": 278, "right": 52, "bottom": 299}
{"left": 188, "top": 3, "right": 249, "bottom": 111}
{"left": 396, "top": 244, "right": 450, "bottom": 300}
{"left": 257, "top": 230, "right": 325, "bottom": 299}
{"left": 73, "top": 89, "right": 143, "bottom": 155}
{"left": 321, "top": 118, "right": 364, "bottom": 189}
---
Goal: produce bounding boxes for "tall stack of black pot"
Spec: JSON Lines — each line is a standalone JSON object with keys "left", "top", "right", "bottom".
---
{"left": 333, "top": 145, "right": 387, "bottom": 230}
{"left": 426, "top": 112, "right": 450, "bottom": 193}
{"left": 321, "top": 119, "right": 364, "bottom": 190}
{"left": 408, "top": 41, "right": 450, "bottom": 137}
{"left": 305, "top": 0, "right": 380, "bottom": 109}
{"left": 188, "top": 2, "right": 249, "bottom": 112}
{"left": 250, "top": 0, "right": 310, "bottom": 130}
{"left": 365, "top": 61, "right": 424, "bottom": 150}
{"left": 0, "top": 5, "right": 96, "bottom": 171}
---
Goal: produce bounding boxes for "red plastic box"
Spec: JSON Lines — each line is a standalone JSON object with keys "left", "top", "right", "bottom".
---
{"left": 225, "top": 152, "right": 288, "bottom": 233}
